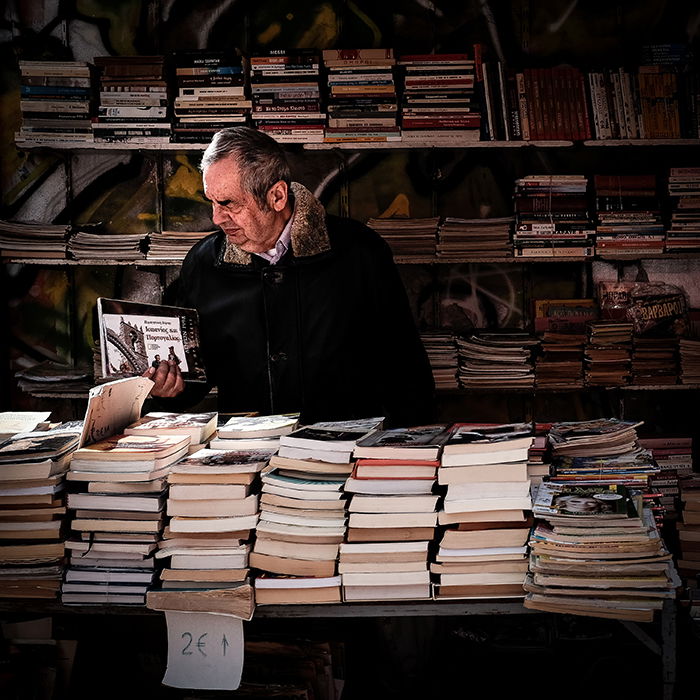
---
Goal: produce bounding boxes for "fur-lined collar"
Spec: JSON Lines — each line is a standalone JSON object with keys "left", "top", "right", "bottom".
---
{"left": 222, "top": 182, "right": 330, "bottom": 265}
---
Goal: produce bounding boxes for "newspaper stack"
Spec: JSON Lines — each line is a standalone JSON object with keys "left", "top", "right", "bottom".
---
{"left": 679, "top": 338, "right": 700, "bottom": 384}
{"left": 14, "top": 361, "right": 92, "bottom": 397}
{"left": 434, "top": 423, "right": 533, "bottom": 599}
{"left": 366, "top": 217, "right": 439, "bottom": 259}
{"left": 525, "top": 481, "right": 680, "bottom": 622}
{"left": 421, "top": 330, "right": 459, "bottom": 390}
{"left": 252, "top": 418, "right": 382, "bottom": 604}
{"left": 146, "top": 230, "right": 215, "bottom": 261}
{"left": 67, "top": 230, "right": 147, "bottom": 261}
{"left": 630, "top": 336, "right": 679, "bottom": 385}
{"left": 0, "top": 419, "right": 80, "bottom": 599}
{"left": 535, "top": 332, "right": 585, "bottom": 389}
{"left": 0, "top": 220, "right": 69, "bottom": 259}
{"left": 437, "top": 217, "right": 513, "bottom": 260}
{"left": 457, "top": 331, "right": 538, "bottom": 388}
{"left": 584, "top": 321, "right": 634, "bottom": 385}
{"left": 341, "top": 425, "right": 450, "bottom": 601}
{"left": 17, "top": 60, "right": 94, "bottom": 145}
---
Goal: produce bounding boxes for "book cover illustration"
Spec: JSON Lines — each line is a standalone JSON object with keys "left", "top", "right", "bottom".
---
{"left": 446, "top": 422, "right": 533, "bottom": 445}
{"left": 533, "top": 482, "right": 637, "bottom": 518}
{"left": 129, "top": 412, "right": 216, "bottom": 431}
{"left": 355, "top": 424, "right": 451, "bottom": 448}
{"left": 97, "top": 297, "right": 206, "bottom": 381}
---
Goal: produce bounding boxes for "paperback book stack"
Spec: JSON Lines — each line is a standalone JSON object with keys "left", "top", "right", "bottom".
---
{"left": 14, "top": 361, "right": 92, "bottom": 397}
{"left": 0, "top": 220, "right": 69, "bottom": 259}
{"left": 210, "top": 413, "right": 298, "bottom": 453}
{"left": 666, "top": 167, "right": 700, "bottom": 252}
{"left": 677, "top": 475, "right": 700, "bottom": 588}
{"left": 17, "top": 60, "right": 94, "bottom": 144}
{"left": 153, "top": 447, "right": 271, "bottom": 598}
{"left": 252, "top": 418, "right": 382, "bottom": 604}
{"left": 434, "top": 423, "right": 533, "bottom": 599}
{"left": 594, "top": 175, "right": 665, "bottom": 256}
{"left": 92, "top": 56, "right": 170, "bottom": 144}
{"left": 421, "top": 330, "right": 459, "bottom": 390}
{"left": 146, "top": 229, "right": 215, "bottom": 260}
{"left": 0, "top": 423, "right": 80, "bottom": 599}
{"left": 365, "top": 216, "right": 439, "bottom": 259}
{"left": 249, "top": 49, "right": 324, "bottom": 144}
{"left": 342, "top": 424, "right": 450, "bottom": 601}
{"left": 67, "top": 228, "right": 147, "bottom": 261}
{"left": 546, "top": 419, "right": 661, "bottom": 519}
{"left": 584, "top": 321, "right": 634, "bottom": 385}
{"left": 322, "top": 49, "right": 400, "bottom": 143}
{"left": 679, "top": 337, "right": 700, "bottom": 383}
{"left": 123, "top": 411, "right": 217, "bottom": 453}
{"left": 630, "top": 336, "right": 679, "bottom": 385}
{"left": 62, "top": 431, "right": 191, "bottom": 605}
{"left": 525, "top": 481, "right": 680, "bottom": 622}
{"left": 457, "top": 331, "right": 538, "bottom": 388}
{"left": 641, "top": 436, "right": 694, "bottom": 521}
{"left": 585, "top": 68, "right": 643, "bottom": 141}
{"left": 397, "top": 53, "right": 480, "bottom": 145}
{"left": 535, "top": 332, "right": 585, "bottom": 389}
{"left": 171, "top": 50, "right": 249, "bottom": 144}
{"left": 513, "top": 175, "right": 593, "bottom": 258}
{"left": 437, "top": 217, "right": 513, "bottom": 259}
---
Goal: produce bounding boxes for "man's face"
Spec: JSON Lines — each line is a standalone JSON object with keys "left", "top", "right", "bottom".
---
{"left": 203, "top": 156, "right": 284, "bottom": 253}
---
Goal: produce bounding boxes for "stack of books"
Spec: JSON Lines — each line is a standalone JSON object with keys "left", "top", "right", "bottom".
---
{"left": 434, "top": 423, "right": 534, "bottom": 599}
{"left": 437, "top": 217, "right": 513, "bottom": 259}
{"left": 365, "top": 216, "right": 439, "bottom": 258}
{"left": 397, "top": 53, "right": 480, "bottom": 145}
{"left": 251, "top": 418, "right": 381, "bottom": 604}
{"left": 122, "top": 411, "right": 217, "bottom": 453}
{"left": 211, "top": 413, "right": 298, "bottom": 453}
{"left": 525, "top": 481, "right": 679, "bottom": 622}
{"left": 322, "top": 49, "right": 399, "bottom": 143}
{"left": 594, "top": 175, "right": 665, "bottom": 256}
{"left": 92, "top": 56, "right": 170, "bottom": 144}
{"left": 677, "top": 475, "right": 700, "bottom": 587}
{"left": 546, "top": 418, "right": 663, "bottom": 521}
{"left": 0, "top": 423, "right": 80, "bottom": 598}
{"left": 17, "top": 60, "right": 94, "bottom": 144}
{"left": 421, "top": 330, "right": 459, "bottom": 390}
{"left": 457, "top": 331, "right": 538, "bottom": 388}
{"left": 513, "top": 175, "right": 593, "bottom": 258}
{"left": 535, "top": 332, "right": 585, "bottom": 389}
{"left": 0, "top": 220, "right": 69, "bottom": 259}
{"left": 14, "top": 361, "right": 92, "bottom": 397}
{"left": 154, "top": 447, "right": 269, "bottom": 597}
{"left": 527, "top": 434, "right": 551, "bottom": 487}
{"left": 630, "top": 336, "right": 679, "bottom": 385}
{"left": 171, "top": 50, "right": 249, "bottom": 143}
{"left": 341, "top": 425, "right": 449, "bottom": 601}
{"left": 146, "top": 229, "right": 215, "bottom": 260}
{"left": 679, "top": 337, "right": 700, "bottom": 383}
{"left": 533, "top": 298, "right": 599, "bottom": 335}
{"left": 249, "top": 49, "right": 324, "bottom": 143}
{"left": 67, "top": 229, "right": 147, "bottom": 261}
{"left": 667, "top": 167, "right": 700, "bottom": 252}
{"left": 62, "top": 431, "right": 190, "bottom": 604}
{"left": 642, "top": 436, "right": 693, "bottom": 521}
{"left": 584, "top": 321, "right": 634, "bottom": 385}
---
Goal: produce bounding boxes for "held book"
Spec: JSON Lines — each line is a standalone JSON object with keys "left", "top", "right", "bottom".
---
{"left": 96, "top": 297, "right": 206, "bottom": 382}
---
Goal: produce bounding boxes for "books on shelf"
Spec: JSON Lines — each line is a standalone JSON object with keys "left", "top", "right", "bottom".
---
{"left": 421, "top": 330, "right": 459, "bottom": 390}
{"left": 0, "top": 220, "right": 69, "bottom": 259}
{"left": 365, "top": 217, "right": 439, "bottom": 259}
{"left": 437, "top": 217, "right": 513, "bottom": 260}
{"left": 146, "top": 230, "right": 216, "bottom": 260}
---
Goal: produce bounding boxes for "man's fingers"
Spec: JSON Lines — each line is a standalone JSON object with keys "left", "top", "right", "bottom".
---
{"left": 147, "top": 360, "right": 184, "bottom": 398}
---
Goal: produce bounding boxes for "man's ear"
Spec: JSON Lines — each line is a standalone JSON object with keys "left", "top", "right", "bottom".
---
{"left": 268, "top": 180, "right": 289, "bottom": 212}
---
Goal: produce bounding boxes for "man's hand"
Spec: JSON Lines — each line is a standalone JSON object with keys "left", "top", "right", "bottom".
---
{"left": 143, "top": 360, "right": 185, "bottom": 398}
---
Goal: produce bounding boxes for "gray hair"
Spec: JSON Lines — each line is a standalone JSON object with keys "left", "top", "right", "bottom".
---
{"left": 200, "top": 127, "right": 291, "bottom": 209}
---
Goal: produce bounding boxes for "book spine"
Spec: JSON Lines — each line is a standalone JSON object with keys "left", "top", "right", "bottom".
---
{"left": 515, "top": 72, "right": 531, "bottom": 140}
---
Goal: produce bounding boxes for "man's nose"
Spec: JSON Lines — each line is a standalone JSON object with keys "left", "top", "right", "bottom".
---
{"left": 212, "top": 203, "right": 229, "bottom": 226}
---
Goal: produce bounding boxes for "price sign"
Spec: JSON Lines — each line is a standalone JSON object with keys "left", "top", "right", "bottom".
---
{"left": 162, "top": 611, "right": 244, "bottom": 690}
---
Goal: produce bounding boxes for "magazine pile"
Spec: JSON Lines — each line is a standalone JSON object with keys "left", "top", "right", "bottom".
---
{"left": 525, "top": 480, "right": 680, "bottom": 622}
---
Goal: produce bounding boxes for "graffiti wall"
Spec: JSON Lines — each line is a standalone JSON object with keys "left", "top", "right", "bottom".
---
{"left": 1, "top": 1, "right": 699, "bottom": 414}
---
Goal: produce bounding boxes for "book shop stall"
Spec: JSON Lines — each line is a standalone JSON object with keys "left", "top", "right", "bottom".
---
{"left": 2, "top": 2, "right": 700, "bottom": 699}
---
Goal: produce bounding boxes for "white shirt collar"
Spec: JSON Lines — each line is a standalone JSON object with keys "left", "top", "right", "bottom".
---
{"left": 254, "top": 206, "right": 294, "bottom": 265}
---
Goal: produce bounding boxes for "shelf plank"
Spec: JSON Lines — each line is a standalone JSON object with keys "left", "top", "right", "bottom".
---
{"left": 583, "top": 139, "right": 700, "bottom": 147}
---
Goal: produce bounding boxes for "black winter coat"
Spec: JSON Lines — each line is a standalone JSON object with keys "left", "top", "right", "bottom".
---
{"left": 170, "top": 195, "right": 435, "bottom": 428}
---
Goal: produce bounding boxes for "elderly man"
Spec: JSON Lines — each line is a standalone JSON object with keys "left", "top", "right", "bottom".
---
{"left": 147, "top": 126, "right": 434, "bottom": 427}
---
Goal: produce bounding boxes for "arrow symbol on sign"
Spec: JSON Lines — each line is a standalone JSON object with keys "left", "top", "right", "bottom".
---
{"left": 222, "top": 634, "right": 229, "bottom": 656}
